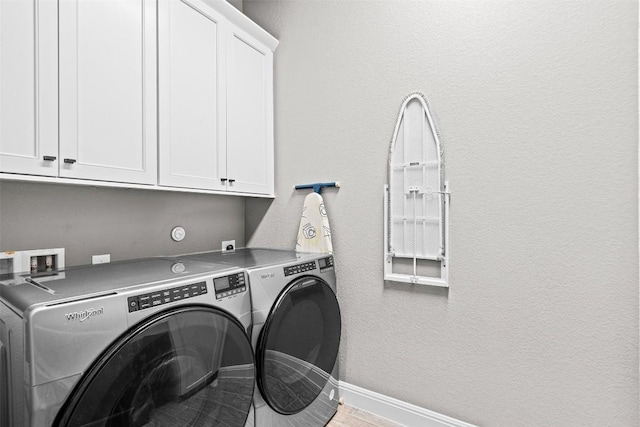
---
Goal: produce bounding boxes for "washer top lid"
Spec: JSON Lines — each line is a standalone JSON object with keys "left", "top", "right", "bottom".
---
{"left": 180, "top": 248, "right": 321, "bottom": 269}
{"left": 0, "top": 257, "right": 234, "bottom": 313}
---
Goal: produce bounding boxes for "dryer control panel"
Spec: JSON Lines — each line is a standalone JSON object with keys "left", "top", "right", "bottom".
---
{"left": 213, "top": 272, "right": 246, "bottom": 300}
{"left": 284, "top": 256, "right": 334, "bottom": 276}
{"left": 284, "top": 261, "right": 316, "bottom": 276}
{"left": 128, "top": 281, "right": 207, "bottom": 312}
{"left": 318, "top": 256, "right": 334, "bottom": 272}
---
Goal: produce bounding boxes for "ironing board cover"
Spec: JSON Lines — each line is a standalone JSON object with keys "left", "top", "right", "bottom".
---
{"left": 296, "top": 192, "right": 333, "bottom": 254}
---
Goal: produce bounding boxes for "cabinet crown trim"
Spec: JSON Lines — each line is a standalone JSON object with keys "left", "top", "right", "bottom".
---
{"left": 199, "top": 0, "right": 278, "bottom": 51}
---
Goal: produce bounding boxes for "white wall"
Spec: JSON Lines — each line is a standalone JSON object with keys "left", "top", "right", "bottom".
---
{"left": 243, "top": 1, "right": 639, "bottom": 425}
{"left": 0, "top": 182, "right": 245, "bottom": 266}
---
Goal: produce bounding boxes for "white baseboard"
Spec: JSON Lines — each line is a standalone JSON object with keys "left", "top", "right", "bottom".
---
{"left": 338, "top": 381, "right": 477, "bottom": 427}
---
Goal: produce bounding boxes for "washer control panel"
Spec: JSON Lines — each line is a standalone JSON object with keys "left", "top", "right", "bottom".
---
{"left": 128, "top": 281, "right": 207, "bottom": 312}
{"left": 213, "top": 272, "right": 246, "bottom": 300}
{"left": 284, "top": 261, "right": 317, "bottom": 276}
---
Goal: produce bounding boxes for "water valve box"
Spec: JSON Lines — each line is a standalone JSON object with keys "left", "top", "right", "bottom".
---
{"left": 0, "top": 248, "right": 65, "bottom": 275}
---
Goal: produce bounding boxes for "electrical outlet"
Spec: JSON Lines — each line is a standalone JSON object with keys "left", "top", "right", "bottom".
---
{"left": 222, "top": 240, "right": 235, "bottom": 253}
{"left": 92, "top": 254, "right": 111, "bottom": 264}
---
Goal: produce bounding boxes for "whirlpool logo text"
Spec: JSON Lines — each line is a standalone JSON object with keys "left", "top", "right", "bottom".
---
{"left": 65, "top": 307, "right": 104, "bottom": 322}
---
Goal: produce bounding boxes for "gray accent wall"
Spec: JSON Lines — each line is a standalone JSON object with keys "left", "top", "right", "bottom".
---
{"left": 0, "top": 182, "right": 245, "bottom": 267}
{"left": 243, "top": 1, "right": 638, "bottom": 426}
{"left": 227, "top": 0, "right": 242, "bottom": 12}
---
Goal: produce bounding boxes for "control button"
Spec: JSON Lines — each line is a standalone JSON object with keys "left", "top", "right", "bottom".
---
{"left": 140, "top": 301, "right": 151, "bottom": 309}
{"left": 163, "top": 297, "right": 171, "bottom": 303}
{"left": 128, "top": 297, "right": 139, "bottom": 312}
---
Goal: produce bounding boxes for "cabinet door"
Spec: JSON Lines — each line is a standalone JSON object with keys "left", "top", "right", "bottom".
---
{"left": 225, "top": 27, "right": 274, "bottom": 195}
{"left": 158, "top": 0, "right": 226, "bottom": 191}
{"left": 59, "top": 0, "right": 157, "bottom": 185}
{"left": 0, "top": 0, "right": 58, "bottom": 176}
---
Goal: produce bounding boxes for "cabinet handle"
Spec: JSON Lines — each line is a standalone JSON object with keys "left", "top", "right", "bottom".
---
{"left": 63, "top": 158, "right": 76, "bottom": 164}
{"left": 228, "top": 179, "right": 235, "bottom": 183}
{"left": 221, "top": 178, "right": 228, "bottom": 183}
{"left": 43, "top": 156, "right": 57, "bottom": 161}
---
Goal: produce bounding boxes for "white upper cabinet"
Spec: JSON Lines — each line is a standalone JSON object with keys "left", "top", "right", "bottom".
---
{"left": 159, "top": 0, "right": 277, "bottom": 195}
{"left": 59, "top": 0, "right": 157, "bottom": 185}
{"left": 0, "top": 0, "right": 58, "bottom": 176}
{"left": 1, "top": 0, "right": 276, "bottom": 196}
{"left": 226, "top": 25, "right": 274, "bottom": 195}
{"left": 158, "top": 0, "right": 227, "bottom": 191}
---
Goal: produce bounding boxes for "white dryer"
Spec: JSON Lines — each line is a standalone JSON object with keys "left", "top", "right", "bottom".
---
{"left": 0, "top": 257, "right": 255, "bottom": 427}
{"left": 183, "top": 249, "right": 341, "bottom": 427}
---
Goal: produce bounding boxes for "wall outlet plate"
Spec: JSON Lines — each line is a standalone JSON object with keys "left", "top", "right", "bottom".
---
{"left": 222, "top": 240, "right": 235, "bottom": 253}
{"left": 92, "top": 254, "right": 111, "bottom": 264}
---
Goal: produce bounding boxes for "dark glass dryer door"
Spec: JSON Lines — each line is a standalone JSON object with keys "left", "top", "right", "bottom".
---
{"left": 257, "top": 276, "right": 341, "bottom": 415}
{"left": 55, "top": 306, "right": 255, "bottom": 427}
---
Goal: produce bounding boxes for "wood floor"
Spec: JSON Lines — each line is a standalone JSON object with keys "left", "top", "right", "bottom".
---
{"left": 326, "top": 404, "right": 402, "bottom": 427}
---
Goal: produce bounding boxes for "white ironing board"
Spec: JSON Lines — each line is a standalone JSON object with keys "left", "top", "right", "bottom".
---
{"left": 384, "top": 92, "right": 449, "bottom": 287}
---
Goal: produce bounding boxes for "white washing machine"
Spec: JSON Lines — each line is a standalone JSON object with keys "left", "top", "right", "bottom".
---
{"left": 0, "top": 257, "right": 255, "bottom": 427}
{"left": 182, "top": 249, "right": 341, "bottom": 427}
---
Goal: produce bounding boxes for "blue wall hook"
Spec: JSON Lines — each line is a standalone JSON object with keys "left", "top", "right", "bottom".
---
{"left": 294, "top": 181, "right": 341, "bottom": 194}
